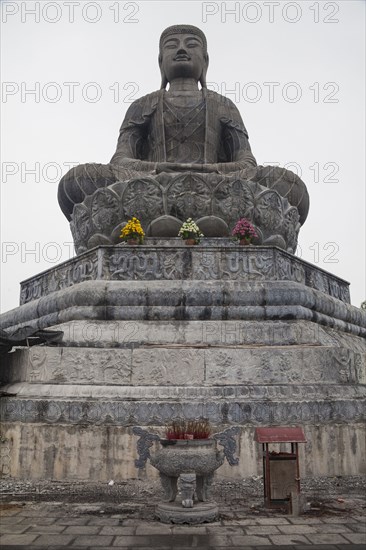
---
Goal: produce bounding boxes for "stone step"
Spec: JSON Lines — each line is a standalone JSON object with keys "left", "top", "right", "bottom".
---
{"left": 48, "top": 319, "right": 366, "bottom": 350}
{"left": 1, "top": 280, "right": 365, "bottom": 338}
{"left": 18, "top": 243, "right": 351, "bottom": 305}
{"left": 1, "top": 382, "right": 364, "bottom": 401}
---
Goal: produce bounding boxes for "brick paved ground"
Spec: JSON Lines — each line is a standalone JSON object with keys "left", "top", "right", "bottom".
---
{"left": 0, "top": 501, "right": 365, "bottom": 549}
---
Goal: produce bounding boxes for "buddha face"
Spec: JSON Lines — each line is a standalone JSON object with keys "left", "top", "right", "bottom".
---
{"left": 159, "top": 33, "right": 208, "bottom": 84}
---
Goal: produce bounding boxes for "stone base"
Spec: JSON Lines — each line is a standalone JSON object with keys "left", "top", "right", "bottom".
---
{"left": 155, "top": 501, "right": 219, "bottom": 524}
{"left": 69, "top": 171, "right": 305, "bottom": 254}
{"left": 1, "top": 422, "right": 364, "bottom": 481}
{"left": 0, "top": 243, "right": 365, "bottom": 483}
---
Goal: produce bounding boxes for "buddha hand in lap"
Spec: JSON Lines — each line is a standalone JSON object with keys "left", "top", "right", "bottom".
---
{"left": 58, "top": 25, "right": 309, "bottom": 254}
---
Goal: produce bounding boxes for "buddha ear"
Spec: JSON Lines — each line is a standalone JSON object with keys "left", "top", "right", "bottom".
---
{"left": 158, "top": 54, "right": 168, "bottom": 90}
{"left": 200, "top": 53, "right": 209, "bottom": 89}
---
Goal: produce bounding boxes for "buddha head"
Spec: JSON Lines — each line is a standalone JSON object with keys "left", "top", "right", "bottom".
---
{"left": 159, "top": 25, "right": 209, "bottom": 89}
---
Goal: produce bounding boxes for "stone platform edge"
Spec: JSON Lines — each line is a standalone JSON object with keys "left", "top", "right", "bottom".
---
{"left": 1, "top": 394, "right": 365, "bottom": 425}
{"left": 18, "top": 243, "right": 351, "bottom": 305}
{"left": 1, "top": 280, "right": 364, "bottom": 338}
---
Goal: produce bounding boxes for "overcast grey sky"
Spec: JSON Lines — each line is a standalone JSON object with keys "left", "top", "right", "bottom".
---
{"left": 1, "top": 0, "right": 365, "bottom": 313}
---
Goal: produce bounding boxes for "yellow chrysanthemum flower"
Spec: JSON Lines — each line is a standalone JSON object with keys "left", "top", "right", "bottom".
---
{"left": 120, "top": 217, "right": 145, "bottom": 243}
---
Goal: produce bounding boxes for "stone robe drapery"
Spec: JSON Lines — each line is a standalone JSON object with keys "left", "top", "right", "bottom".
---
{"left": 110, "top": 89, "right": 256, "bottom": 167}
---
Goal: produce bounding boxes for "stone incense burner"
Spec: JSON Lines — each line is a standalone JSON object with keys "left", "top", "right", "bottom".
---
{"left": 133, "top": 425, "right": 239, "bottom": 523}
{"left": 150, "top": 438, "right": 224, "bottom": 505}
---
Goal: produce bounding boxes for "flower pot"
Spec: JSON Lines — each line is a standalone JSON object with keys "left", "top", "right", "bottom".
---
{"left": 127, "top": 238, "right": 140, "bottom": 245}
{"left": 239, "top": 237, "right": 252, "bottom": 245}
{"left": 185, "top": 238, "right": 197, "bottom": 246}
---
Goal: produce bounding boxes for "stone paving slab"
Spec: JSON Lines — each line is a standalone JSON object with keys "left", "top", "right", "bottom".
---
{"left": 342, "top": 533, "right": 366, "bottom": 544}
{"left": 27, "top": 525, "right": 67, "bottom": 534}
{"left": 277, "top": 525, "right": 321, "bottom": 534}
{"left": 71, "top": 534, "right": 114, "bottom": 546}
{"left": 346, "top": 523, "right": 366, "bottom": 533}
{"left": 206, "top": 525, "right": 245, "bottom": 535}
{"left": 268, "top": 535, "right": 313, "bottom": 545}
{"left": 305, "top": 534, "right": 353, "bottom": 544}
{"left": 62, "top": 525, "right": 101, "bottom": 535}
{"left": 55, "top": 518, "right": 90, "bottom": 526}
{"left": 350, "top": 516, "right": 366, "bottom": 522}
{"left": 1, "top": 501, "right": 365, "bottom": 548}
{"left": 135, "top": 522, "right": 172, "bottom": 534}
{"left": 289, "top": 517, "right": 326, "bottom": 524}
{"left": 245, "top": 526, "right": 281, "bottom": 535}
{"left": 174, "top": 524, "right": 210, "bottom": 534}
{"left": 231, "top": 535, "right": 276, "bottom": 545}
{"left": 99, "top": 525, "right": 136, "bottom": 535}
{"left": 86, "top": 517, "right": 121, "bottom": 526}
{"left": 321, "top": 517, "right": 358, "bottom": 524}
{"left": 311, "top": 525, "right": 354, "bottom": 534}
{"left": 207, "top": 534, "right": 234, "bottom": 545}
{"left": 30, "top": 534, "right": 76, "bottom": 545}
{"left": 0, "top": 516, "right": 26, "bottom": 525}
{"left": 0, "top": 533, "right": 39, "bottom": 545}
{"left": 255, "top": 517, "right": 291, "bottom": 525}
{"left": 0, "top": 524, "right": 30, "bottom": 534}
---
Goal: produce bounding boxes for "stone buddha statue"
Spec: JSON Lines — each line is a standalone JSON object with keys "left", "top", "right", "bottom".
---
{"left": 58, "top": 24, "right": 309, "bottom": 254}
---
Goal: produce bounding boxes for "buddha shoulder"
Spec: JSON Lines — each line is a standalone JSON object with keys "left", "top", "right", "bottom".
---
{"left": 127, "top": 90, "right": 162, "bottom": 110}
{"left": 205, "top": 89, "right": 240, "bottom": 111}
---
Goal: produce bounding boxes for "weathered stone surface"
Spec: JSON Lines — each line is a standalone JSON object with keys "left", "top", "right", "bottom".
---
{"left": 0, "top": 347, "right": 132, "bottom": 386}
{"left": 1, "top": 422, "right": 364, "bottom": 480}
{"left": 1, "top": 344, "right": 364, "bottom": 387}
{"left": 150, "top": 439, "right": 224, "bottom": 478}
{"left": 148, "top": 438, "right": 227, "bottom": 508}
{"left": 1, "top": 395, "right": 364, "bottom": 426}
{"left": 0, "top": 382, "right": 364, "bottom": 401}
{"left": 2, "top": 24, "right": 364, "bottom": 495}
{"left": 2, "top": 277, "right": 363, "bottom": 339}
{"left": 205, "top": 347, "right": 365, "bottom": 386}
{"left": 131, "top": 348, "right": 204, "bottom": 385}
{"left": 155, "top": 501, "right": 219, "bottom": 524}
{"left": 37, "top": 319, "right": 366, "bottom": 349}
{"left": 0, "top": 242, "right": 364, "bottom": 485}
{"left": 17, "top": 243, "right": 350, "bottom": 305}
{"left": 70, "top": 174, "right": 302, "bottom": 254}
